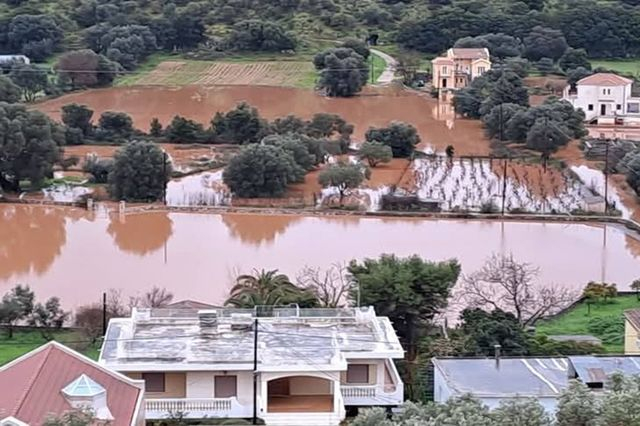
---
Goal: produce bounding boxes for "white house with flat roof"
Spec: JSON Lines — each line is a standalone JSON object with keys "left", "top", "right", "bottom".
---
{"left": 563, "top": 73, "right": 640, "bottom": 122}
{"left": 433, "top": 355, "right": 640, "bottom": 414}
{"left": 100, "top": 306, "right": 404, "bottom": 426}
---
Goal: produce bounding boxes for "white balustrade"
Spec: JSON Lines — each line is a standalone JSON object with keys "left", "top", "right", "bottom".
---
{"left": 146, "top": 398, "right": 233, "bottom": 413}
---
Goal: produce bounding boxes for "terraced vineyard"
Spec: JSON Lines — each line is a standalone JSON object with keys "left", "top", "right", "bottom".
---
{"left": 129, "top": 60, "right": 316, "bottom": 88}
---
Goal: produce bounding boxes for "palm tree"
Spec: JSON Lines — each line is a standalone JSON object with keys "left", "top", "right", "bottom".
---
{"left": 224, "top": 269, "right": 318, "bottom": 308}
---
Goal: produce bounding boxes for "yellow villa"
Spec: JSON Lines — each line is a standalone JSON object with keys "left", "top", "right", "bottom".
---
{"left": 431, "top": 48, "right": 491, "bottom": 91}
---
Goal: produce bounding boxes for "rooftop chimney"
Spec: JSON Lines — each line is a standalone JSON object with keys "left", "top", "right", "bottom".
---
{"left": 494, "top": 344, "right": 501, "bottom": 369}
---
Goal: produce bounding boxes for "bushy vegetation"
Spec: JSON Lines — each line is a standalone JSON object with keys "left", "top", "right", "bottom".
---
{"left": 109, "top": 140, "right": 171, "bottom": 201}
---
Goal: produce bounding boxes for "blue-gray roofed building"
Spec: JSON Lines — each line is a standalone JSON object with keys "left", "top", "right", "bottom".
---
{"left": 433, "top": 355, "right": 640, "bottom": 414}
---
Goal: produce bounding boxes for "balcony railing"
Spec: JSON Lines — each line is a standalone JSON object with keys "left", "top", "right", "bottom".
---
{"left": 341, "top": 385, "right": 377, "bottom": 398}
{"left": 145, "top": 398, "right": 250, "bottom": 419}
{"left": 146, "top": 398, "right": 233, "bottom": 412}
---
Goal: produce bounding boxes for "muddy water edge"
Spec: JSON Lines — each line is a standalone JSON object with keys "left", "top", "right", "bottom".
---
{"left": 2, "top": 203, "right": 640, "bottom": 311}
{"left": 34, "top": 85, "right": 490, "bottom": 156}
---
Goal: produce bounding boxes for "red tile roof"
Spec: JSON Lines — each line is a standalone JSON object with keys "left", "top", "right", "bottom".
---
{"left": 450, "top": 48, "right": 490, "bottom": 60}
{"left": 577, "top": 73, "right": 633, "bottom": 86}
{"left": 0, "top": 342, "right": 143, "bottom": 426}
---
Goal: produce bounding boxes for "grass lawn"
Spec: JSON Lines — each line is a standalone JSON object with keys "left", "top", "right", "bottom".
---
{"left": 0, "top": 328, "right": 100, "bottom": 366}
{"left": 536, "top": 295, "right": 640, "bottom": 353}
{"left": 369, "top": 51, "right": 387, "bottom": 83}
{"left": 590, "top": 59, "right": 640, "bottom": 77}
{"left": 114, "top": 52, "right": 183, "bottom": 86}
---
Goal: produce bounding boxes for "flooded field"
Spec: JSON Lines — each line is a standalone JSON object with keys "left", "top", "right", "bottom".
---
{"left": 35, "top": 85, "right": 490, "bottom": 155}
{"left": 2, "top": 203, "right": 640, "bottom": 311}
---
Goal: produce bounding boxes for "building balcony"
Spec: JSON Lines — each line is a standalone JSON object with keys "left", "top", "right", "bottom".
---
{"left": 341, "top": 360, "right": 404, "bottom": 406}
{"left": 145, "top": 397, "right": 251, "bottom": 419}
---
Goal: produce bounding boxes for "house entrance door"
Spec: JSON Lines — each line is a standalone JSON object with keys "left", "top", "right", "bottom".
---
{"left": 601, "top": 104, "right": 607, "bottom": 115}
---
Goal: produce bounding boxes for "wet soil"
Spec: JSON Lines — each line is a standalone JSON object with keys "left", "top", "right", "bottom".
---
{"left": 2, "top": 204, "right": 640, "bottom": 310}
{"left": 62, "top": 143, "right": 233, "bottom": 171}
{"left": 36, "top": 85, "right": 490, "bottom": 156}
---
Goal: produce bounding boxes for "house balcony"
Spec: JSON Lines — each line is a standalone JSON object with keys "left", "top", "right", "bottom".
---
{"left": 341, "top": 360, "right": 404, "bottom": 406}
{"left": 145, "top": 397, "right": 251, "bottom": 419}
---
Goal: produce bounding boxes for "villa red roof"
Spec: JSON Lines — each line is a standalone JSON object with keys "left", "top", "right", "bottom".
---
{"left": 0, "top": 342, "right": 143, "bottom": 426}
{"left": 577, "top": 73, "right": 633, "bottom": 86}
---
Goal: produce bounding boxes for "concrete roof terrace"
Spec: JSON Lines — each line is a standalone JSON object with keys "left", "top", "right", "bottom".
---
{"left": 99, "top": 306, "right": 404, "bottom": 372}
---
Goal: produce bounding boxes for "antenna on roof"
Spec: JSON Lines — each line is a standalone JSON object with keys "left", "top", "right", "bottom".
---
{"left": 494, "top": 344, "right": 502, "bottom": 369}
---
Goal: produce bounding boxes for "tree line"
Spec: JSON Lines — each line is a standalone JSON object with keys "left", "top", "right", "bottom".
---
{"left": 352, "top": 376, "right": 640, "bottom": 426}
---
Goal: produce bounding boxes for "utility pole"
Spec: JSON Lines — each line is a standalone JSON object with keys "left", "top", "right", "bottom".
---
{"left": 604, "top": 139, "right": 610, "bottom": 214}
{"left": 163, "top": 151, "right": 168, "bottom": 206}
{"left": 499, "top": 103, "right": 504, "bottom": 141}
{"left": 252, "top": 318, "right": 259, "bottom": 425}
{"left": 501, "top": 158, "right": 508, "bottom": 216}
{"left": 102, "top": 292, "right": 107, "bottom": 336}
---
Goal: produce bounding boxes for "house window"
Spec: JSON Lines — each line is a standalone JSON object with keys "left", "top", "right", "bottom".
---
{"left": 346, "top": 364, "right": 369, "bottom": 384}
{"left": 478, "top": 66, "right": 485, "bottom": 74}
{"left": 617, "top": 104, "right": 622, "bottom": 110}
{"left": 602, "top": 89, "right": 606, "bottom": 95}
{"left": 215, "top": 375, "right": 237, "bottom": 398}
{"left": 588, "top": 104, "right": 594, "bottom": 111}
{"left": 442, "top": 66, "right": 448, "bottom": 75}
{"left": 142, "top": 373, "right": 165, "bottom": 393}
{"left": 628, "top": 103, "right": 640, "bottom": 113}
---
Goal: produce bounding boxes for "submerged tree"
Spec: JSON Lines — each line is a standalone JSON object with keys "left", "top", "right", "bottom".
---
{"left": 358, "top": 141, "right": 393, "bottom": 167}
{"left": 365, "top": 121, "right": 420, "bottom": 158}
{"left": 0, "top": 103, "right": 62, "bottom": 192}
{"left": 109, "top": 141, "right": 172, "bottom": 201}
{"left": 223, "top": 144, "right": 302, "bottom": 198}
{"left": 318, "top": 161, "right": 370, "bottom": 205}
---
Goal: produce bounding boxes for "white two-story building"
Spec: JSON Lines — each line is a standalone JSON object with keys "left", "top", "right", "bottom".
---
{"left": 100, "top": 306, "right": 404, "bottom": 426}
{"left": 563, "top": 73, "right": 640, "bottom": 122}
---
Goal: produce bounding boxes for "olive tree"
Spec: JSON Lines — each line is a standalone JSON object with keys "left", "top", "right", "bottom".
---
{"left": 555, "top": 380, "right": 600, "bottom": 426}
{"left": 358, "top": 141, "right": 392, "bottom": 167}
{"left": 9, "top": 63, "right": 49, "bottom": 102}
{"left": 109, "top": 141, "right": 172, "bottom": 201}
{"left": 318, "top": 161, "right": 369, "bottom": 204}
{"left": 61, "top": 103, "right": 94, "bottom": 136}
{"left": 0, "top": 103, "right": 62, "bottom": 191}
{"left": 313, "top": 48, "right": 368, "bottom": 97}
{"left": 365, "top": 121, "right": 420, "bottom": 158}
{"left": 223, "top": 144, "right": 302, "bottom": 198}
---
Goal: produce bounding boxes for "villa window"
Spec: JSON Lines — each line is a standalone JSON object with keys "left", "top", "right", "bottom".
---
{"left": 442, "top": 66, "right": 448, "bottom": 74}
{"left": 346, "top": 364, "right": 369, "bottom": 384}
{"left": 142, "top": 373, "right": 165, "bottom": 393}
{"left": 588, "top": 104, "right": 594, "bottom": 111}
{"left": 478, "top": 67, "right": 485, "bottom": 74}
{"left": 628, "top": 103, "right": 640, "bottom": 113}
{"left": 215, "top": 375, "right": 237, "bottom": 398}
{"left": 617, "top": 104, "right": 622, "bottom": 110}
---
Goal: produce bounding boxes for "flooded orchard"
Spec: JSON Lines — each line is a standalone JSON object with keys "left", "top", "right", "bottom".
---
{"left": 2, "top": 203, "right": 640, "bottom": 310}
{"left": 35, "top": 85, "right": 490, "bottom": 155}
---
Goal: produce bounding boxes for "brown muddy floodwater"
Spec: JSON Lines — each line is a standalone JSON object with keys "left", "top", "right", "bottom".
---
{"left": 35, "top": 86, "right": 489, "bottom": 155}
{"left": 2, "top": 204, "right": 640, "bottom": 310}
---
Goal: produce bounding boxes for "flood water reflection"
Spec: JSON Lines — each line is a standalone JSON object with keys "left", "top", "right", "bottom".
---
{"left": 1, "top": 204, "right": 640, "bottom": 310}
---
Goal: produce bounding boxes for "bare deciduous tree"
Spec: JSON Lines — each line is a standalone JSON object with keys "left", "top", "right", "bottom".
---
{"left": 457, "top": 253, "right": 577, "bottom": 326}
{"left": 296, "top": 263, "right": 353, "bottom": 308}
{"left": 129, "top": 286, "right": 174, "bottom": 309}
